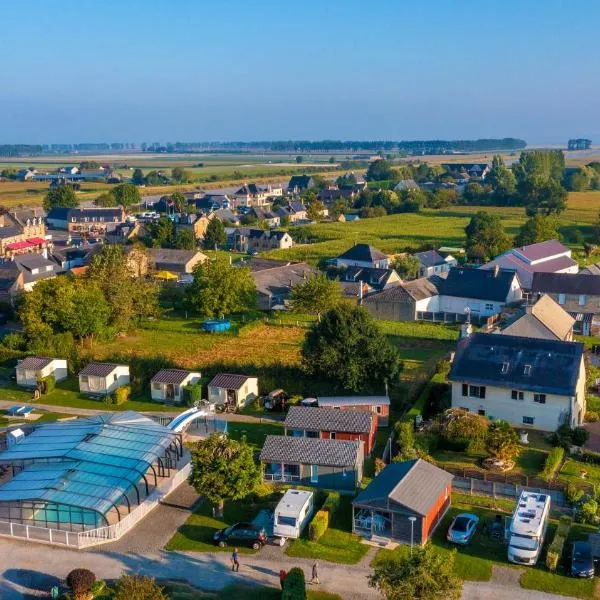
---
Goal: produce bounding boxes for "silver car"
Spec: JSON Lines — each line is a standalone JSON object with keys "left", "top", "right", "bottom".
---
{"left": 447, "top": 513, "right": 479, "bottom": 545}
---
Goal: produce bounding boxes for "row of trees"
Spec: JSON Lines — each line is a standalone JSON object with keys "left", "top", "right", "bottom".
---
{"left": 44, "top": 183, "right": 141, "bottom": 211}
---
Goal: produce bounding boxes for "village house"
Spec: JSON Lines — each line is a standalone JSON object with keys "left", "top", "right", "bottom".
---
{"left": 148, "top": 248, "right": 207, "bottom": 276}
{"left": 449, "top": 332, "right": 586, "bottom": 431}
{"left": 78, "top": 362, "right": 130, "bottom": 397}
{"left": 248, "top": 206, "right": 281, "bottom": 227}
{"left": 260, "top": 435, "right": 364, "bottom": 491}
{"left": 193, "top": 194, "right": 232, "bottom": 212}
{"left": 531, "top": 272, "right": 600, "bottom": 335}
{"left": 414, "top": 249, "right": 457, "bottom": 277}
{"left": 481, "top": 239, "right": 578, "bottom": 291}
{"left": 46, "top": 207, "right": 70, "bottom": 230}
{"left": 67, "top": 207, "right": 126, "bottom": 238}
{"left": 393, "top": 179, "right": 419, "bottom": 192}
{"left": 15, "top": 357, "right": 68, "bottom": 388}
{"left": 276, "top": 201, "right": 307, "bottom": 223}
{"left": 150, "top": 369, "right": 201, "bottom": 404}
{"left": 0, "top": 210, "right": 47, "bottom": 258}
{"left": 441, "top": 162, "right": 491, "bottom": 180}
{"left": 174, "top": 212, "right": 215, "bottom": 241}
{"left": 207, "top": 373, "right": 259, "bottom": 408}
{"left": 336, "top": 243, "right": 390, "bottom": 270}
{"left": 0, "top": 262, "right": 24, "bottom": 303}
{"left": 232, "top": 228, "right": 293, "bottom": 253}
{"left": 14, "top": 254, "right": 59, "bottom": 291}
{"left": 234, "top": 183, "right": 283, "bottom": 207}
{"left": 500, "top": 294, "right": 575, "bottom": 341}
{"left": 284, "top": 406, "right": 377, "bottom": 456}
{"left": 352, "top": 459, "right": 452, "bottom": 545}
{"left": 339, "top": 265, "right": 401, "bottom": 292}
{"left": 287, "top": 175, "right": 315, "bottom": 194}
{"left": 317, "top": 186, "right": 359, "bottom": 204}
{"left": 317, "top": 395, "right": 391, "bottom": 427}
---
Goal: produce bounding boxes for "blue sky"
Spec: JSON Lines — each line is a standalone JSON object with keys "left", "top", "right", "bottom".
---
{"left": 2, "top": 0, "right": 599, "bottom": 144}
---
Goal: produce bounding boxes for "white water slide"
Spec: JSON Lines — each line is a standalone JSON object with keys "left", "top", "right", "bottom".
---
{"left": 167, "top": 406, "right": 214, "bottom": 433}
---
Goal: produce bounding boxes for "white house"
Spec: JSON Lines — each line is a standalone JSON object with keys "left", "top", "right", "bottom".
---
{"left": 414, "top": 250, "right": 457, "bottom": 278}
{"left": 150, "top": 369, "right": 201, "bottom": 404}
{"left": 207, "top": 373, "right": 259, "bottom": 408}
{"left": 335, "top": 244, "right": 390, "bottom": 270}
{"left": 480, "top": 239, "right": 578, "bottom": 290}
{"left": 449, "top": 332, "right": 586, "bottom": 432}
{"left": 15, "top": 357, "right": 68, "bottom": 387}
{"left": 78, "top": 363, "right": 130, "bottom": 396}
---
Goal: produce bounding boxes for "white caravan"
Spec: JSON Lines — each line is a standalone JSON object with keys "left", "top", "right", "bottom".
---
{"left": 507, "top": 491, "right": 551, "bottom": 565}
{"left": 273, "top": 489, "right": 314, "bottom": 541}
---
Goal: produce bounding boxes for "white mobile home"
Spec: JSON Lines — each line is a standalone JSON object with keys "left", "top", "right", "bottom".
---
{"left": 273, "top": 489, "right": 314, "bottom": 540}
{"left": 150, "top": 369, "right": 201, "bottom": 404}
{"left": 78, "top": 363, "right": 130, "bottom": 396}
{"left": 507, "top": 491, "right": 551, "bottom": 566}
{"left": 207, "top": 373, "right": 258, "bottom": 408}
{"left": 15, "top": 357, "right": 68, "bottom": 387}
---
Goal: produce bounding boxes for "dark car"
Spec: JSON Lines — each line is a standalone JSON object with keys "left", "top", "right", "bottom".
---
{"left": 213, "top": 522, "right": 266, "bottom": 550}
{"left": 571, "top": 541, "right": 595, "bottom": 578}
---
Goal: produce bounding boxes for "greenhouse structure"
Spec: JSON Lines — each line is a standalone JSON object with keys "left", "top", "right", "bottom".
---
{"left": 0, "top": 412, "right": 185, "bottom": 533}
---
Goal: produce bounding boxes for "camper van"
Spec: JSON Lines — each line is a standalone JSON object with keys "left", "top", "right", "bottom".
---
{"left": 507, "top": 491, "right": 551, "bottom": 565}
{"left": 273, "top": 489, "right": 314, "bottom": 541}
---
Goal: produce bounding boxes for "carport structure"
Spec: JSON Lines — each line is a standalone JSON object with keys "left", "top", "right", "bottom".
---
{"left": 0, "top": 412, "right": 183, "bottom": 532}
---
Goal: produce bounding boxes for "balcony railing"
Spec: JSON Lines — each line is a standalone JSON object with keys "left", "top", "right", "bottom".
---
{"left": 264, "top": 473, "right": 300, "bottom": 482}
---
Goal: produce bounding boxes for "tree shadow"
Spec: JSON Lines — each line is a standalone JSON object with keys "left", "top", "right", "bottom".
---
{"left": 3, "top": 568, "right": 62, "bottom": 593}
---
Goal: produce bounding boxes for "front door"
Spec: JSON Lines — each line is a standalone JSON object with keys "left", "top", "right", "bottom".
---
{"left": 166, "top": 384, "right": 175, "bottom": 400}
{"left": 310, "top": 464, "right": 318, "bottom": 483}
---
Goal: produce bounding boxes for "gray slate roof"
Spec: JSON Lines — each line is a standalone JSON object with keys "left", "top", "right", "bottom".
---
{"left": 414, "top": 249, "right": 446, "bottom": 268}
{"left": 337, "top": 243, "right": 387, "bottom": 263}
{"left": 260, "top": 435, "right": 360, "bottom": 467}
{"left": 17, "top": 357, "right": 54, "bottom": 371}
{"left": 449, "top": 332, "right": 584, "bottom": 396}
{"left": 532, "top": 272, "right": 600, "bottom": 296}
{"left": 208, "top": 373, "right": 253, "bottom": 390}
{"left": 285, "top": 406, "right": 373, "bottom": 434}
{"left": 79, "top": 362, "right": 122, "bottom": 377}
{"left": 353, "top": 459, "right": 452, "bottom": 516}
{"left": 439, "top": 267, "right": 517, "bottom": 302}
{"left": 151, "top": 369, "right": 195, "bottom": 385}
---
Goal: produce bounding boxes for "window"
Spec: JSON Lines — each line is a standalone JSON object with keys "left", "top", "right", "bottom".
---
{"left": 524, "top": 364, "right": 532, "bottom": 376}
{"left": 501, "top": 362, "right": 509, "bottom": 374}
{"left": 113, "top": 374, "right": 118, "bottom": 382}
{"left": 375, "top": 406, "right": 382, "bottom": 414}
{"left": 558, "top": 293, "right": 566, "bottom": 305}
{"left": 462, "top": 383, "right": 468, "bottom": 397}
{"left": 534, "top": 393, "right": 546, "bottom": 404}
{"left": 511, "top": 390, "right": 524, "bottom": 401}
{"left": 469, "top": 385, "right": 486, "bottom": 399}
{"left": 523, "top": 416, "right": 535, "bottom": 425}
{"left": 277, "top": 516, "right": 297, "bottom": 527}
{"left": 579, "top": 295, "right": 586, "bottom": 306}
{"left": 330, "top": 432, "right": 336, "bottom": 440}
{"left": 310, "top": 465, "right": 318, "bottom": 483}
{"left": 485, "top": 303, "right": 494, "bottom": 311}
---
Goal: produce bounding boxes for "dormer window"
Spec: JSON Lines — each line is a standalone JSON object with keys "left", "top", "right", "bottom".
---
{"left": 501, "top": 362, "right": 509, "bottom": 374}
{"left": 524, "top": 364, "right": 532, "bottom": 376}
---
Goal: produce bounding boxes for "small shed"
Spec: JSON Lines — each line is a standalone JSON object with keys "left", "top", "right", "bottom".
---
{"left": 78, "top": 362, "right": 130, "bottom": 396}
{"left": 15, "top": 357, "right": 68, "bottom": 387}
{"left": 207, "top": 373, "right": 258, "bottom": 408}
{"left": 150, "top": 369, "right": 201, "bottom": 404}
{"left": 352, "top": 459, "right": 452, "bottom": 545}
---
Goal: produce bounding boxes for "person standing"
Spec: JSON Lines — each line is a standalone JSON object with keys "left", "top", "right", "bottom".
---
{"left": 279, "top": 569, "right": 288, "bottom": 589}
{"left": 311, "top": 562, "right": 320, "bottom": 584}
{"left": 231, "top": 548, "right": 240, "bottom": 572}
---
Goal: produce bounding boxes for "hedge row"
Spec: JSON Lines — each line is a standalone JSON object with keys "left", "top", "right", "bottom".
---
{"left": 183, "top": 383, "right": 202, "bottom": 407}
{"left": 545, "top": 516, "right": 571, "bottom": 571}
{"left": 322, "top": 491, "right": 340, "bottom": 517}
{"left": 308, "top": 510, "right": 329, "bottom": 541}
{"left": 38, "top": 374, "right": 55, "bottom": 395}
{"left": 579, "top": 449, "right": 600, "bottom": 466}
{"left": 541, "top": 447, "right": 564, "bottom": 481}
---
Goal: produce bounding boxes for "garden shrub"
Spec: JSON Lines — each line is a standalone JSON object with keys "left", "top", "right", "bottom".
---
{"left": 576, "top": 498, "right": 598, "bottom": 524}
{"left": 308, "top": 510, "right": 329, "bottom": 541}
{"left": 395, "top": 421, "right": 417, "bottom": 459}
{"left": 282, "top": 567, "right": 307, "bottom": 600}
{"left": 557, "top": 515, "right": 572, "bottom": 537}
{"left": 551, "top": 424, "right": 589, "bottom": 450}
{"left": 322, "top": 491, "right": 340, "bottom": 517}
{"left": 572, "top": 427, "right": 590, "bottom": 447}
{"left": 182, "top": 383, "right": 202, "bottom": 407}
{"left": 545, "top": 535, "right": 565, "bottom": 571}
{"left": 113, "top": 385, "right": 131, "bottom": 405}
{"left": 541, "top": 447, "right": 564, "bottom": 481}
{"left": 566, "top": 482, "right": 585, "bottom": 506}
{"left": 66, "top": 568, "right": 96, "bottom": 599}
{"left": 39, "top": 374, "right": 55, "bottom": 395}
{"left": 2, "top": 332, "right": 26, "bottom": 350}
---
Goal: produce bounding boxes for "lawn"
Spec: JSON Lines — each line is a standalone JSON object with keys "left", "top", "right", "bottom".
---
{"left": 285, "top": 495, "right": 369, "bottom": 564}
{"left": 557, "top": 457, "right": 600, "bottom": 489}
{"left": 226, "top": 421, "right": 284, "bottom": 451}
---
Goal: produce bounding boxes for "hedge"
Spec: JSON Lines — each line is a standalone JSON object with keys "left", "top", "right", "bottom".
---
{"left": 545, "top": 516, "right": 571, "bottom": 571}
{"left": 541, "top": 447, "right": 564, "bottom": 481}
{"left": 183, "top": 383, "right": 202, "bottom": 407}
{"left": 282, "top": 567, "right": 306, "bottom": 600}
{"left": 39, "top": 374, "right": 55, "bottom": 395}
{"left": 113, "top": 385, "right": 131, "bottom": 405}
{"left": 322, "top": 491, "right": 340, "bottom": 517}
{"left": 308, "top": 510, "right": 329, "bottom": 541}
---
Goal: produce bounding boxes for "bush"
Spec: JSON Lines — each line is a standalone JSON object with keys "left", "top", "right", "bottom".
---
{"left": 541, "top": 447, "right": 565, "bottom": 481}
{"left": 182, "top": 383, "right": 202, "bottom": 407}
{"left": 322, "top": 491, "right": 340, "bottom": 517}
{"left": 566, "top": 482, "right": 585, "bottom": 506}
{"left": 2, "top": 332, "right": 26, "bottom": 350}
{"left": 112, "top": 574, "right": 167, "bottom": 600}
{"left": 577, "top": 498, "right": 599, "bottom": 524}
{"left": 308, "top": 510, "right": 329, "bottom": 541}
{"left": 557, "top": 515, "right": 572, "bottom": 537}
{"left": 282, "top": 567, "right": 307, "bottom": 600}
{"left": 113, "top": 385, "right": 131, "bottom": 405}
{"left": 395, "top": 421, "right": 417, "bottom": 460}
{"left": 66, "top": 568, "right": 96, "bottom": 599}
{"left": 546, "top": 535, "right": 565, "bottom": 571}
{"left": 38, "top": 374, "right": 55, "bottom": 395}
{"left": 572, "top": 427, "right": 590, "bottom": 447}
{"left": 551, "top": 424, "right": 589, "bottom": 450}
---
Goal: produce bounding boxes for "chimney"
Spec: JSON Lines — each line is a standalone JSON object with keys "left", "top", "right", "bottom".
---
{"left": 493, "top": 264, "right": 500, "bottom": 278}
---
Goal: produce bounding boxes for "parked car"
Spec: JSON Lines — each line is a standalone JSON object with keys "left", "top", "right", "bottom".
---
{"left": 447, "top": 513, "right": 479, "bottom": 545}
{"left": 213, "top": 522, "right": 267, "bottom": 550}
{"left": 571, "top": 541, "right": 595, "bottom": 578}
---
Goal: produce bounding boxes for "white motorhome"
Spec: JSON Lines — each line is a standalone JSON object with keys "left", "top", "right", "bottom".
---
{"left": 507, "top": 491, "right": 551, "bottom": 565}
{"left": 273, "top": 489, "right": 314, "bottom": 541}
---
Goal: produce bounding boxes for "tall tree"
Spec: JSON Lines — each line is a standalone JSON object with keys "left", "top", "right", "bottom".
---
{"left": 366, "top": 159, "right": 394, "bottom": 181}
{"left": 393, "top": 254, "right": 421, "bottom": 279}
{"left": 171, "top": 167, "right": 192, "bottom": 183}
{"left": 169, "top": 191, "right": 186, "bottom": 213}
{"left": 112, "top": 183, "right": 140, "bottom": 208}
{"left": 302, "top": 304, "right": 402, "bottom": 392}
{"left": 132, "top": 168, "right": 145, "bottom": 185}
{"left": 306, "top": 199, "right": 326, "bottom": 222}
{"left": 189, "top": 433, "right": 261, "bottom": 516}
{"left": 464, "top": 211, "right": 511, "bottom": 262}
{"left": 514, "top": 214, "right": 560, "bottom": 247}
{"left": 369, "top": 544, "right": 461, "bottom": 600}
{"left": 186, "top": 256, "right": 256, "bottom": 317}
{"left": 147, "top": 216, "right": 175, "bottom": 248}
{"left": 94, "top": 191, "right": 117, "bottom": 207}
{"left": 487, "top": 155, "right": 516, "bottom": 204}
{"left": 172, "top": 228, "right": 196, "bottom": 250}
{"left": 203, "top": 217, "right": 227, "bottom": 249}
{"left": 290, "top": 273, "right": 341, "bottom": 320}
{"left": 43, "top": 186, "right": 79, "bottom": 212}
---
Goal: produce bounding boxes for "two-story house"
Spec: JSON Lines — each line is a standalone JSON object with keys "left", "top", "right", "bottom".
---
{"left": 67, "top": 207, "right": 126, "bottom": 238}
{"left": 0, "top": 210, "right": 47, "bottom": 258}
{"left": 232, "top": 228, "right": 293, "bottom": 253}
{"left": 414, "top": 250, "right": 457, "bottom": 278}
{"left": 531, "top": 272, "right": 600, "bottom": 336}
{"left": 339, "top": 266, "right": 401, "bottom": 292}
{"left": 234, "top": 183, "right": 283, "bottom": 207}
{"left": 284, "top": 406, "right": 377, "bottom": 456}
{"left": 287, "top": 175, "right": 315, "bottom": 194}
{"left": 336, "top": 244, "right": 390, "bottom": 270}
{"left": 449, "top": 332, "right": 586, "bottom": 431}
